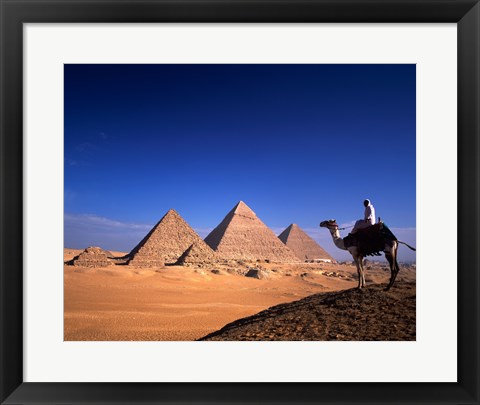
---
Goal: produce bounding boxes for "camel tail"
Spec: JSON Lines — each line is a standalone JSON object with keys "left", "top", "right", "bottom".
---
{"left": 397, "top": 240, "right": 416, "bottom": 251}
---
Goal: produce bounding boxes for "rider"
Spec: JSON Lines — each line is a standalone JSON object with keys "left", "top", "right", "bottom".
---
{"left": 350, "top": 199, "right": 375, "bottom": 234}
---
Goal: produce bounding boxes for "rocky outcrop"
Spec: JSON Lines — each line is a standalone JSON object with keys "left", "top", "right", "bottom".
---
{"left": 245, "top": 268, "right": 270, "bottom": 279}
{"left": 199, "top": 282, "right": 416, "bottom": 341}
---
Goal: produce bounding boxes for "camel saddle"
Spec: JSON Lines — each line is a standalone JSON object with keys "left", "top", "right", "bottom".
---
{"left": 344, "top": 222, "right": 397, "bottom": 257}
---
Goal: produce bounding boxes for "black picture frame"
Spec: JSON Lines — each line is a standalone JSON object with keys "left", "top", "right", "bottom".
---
{"left": 1, "top": 1, "right": 479, "bottom": 404}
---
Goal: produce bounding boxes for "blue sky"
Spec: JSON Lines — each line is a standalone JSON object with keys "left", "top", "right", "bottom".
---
{"left": 64, "top": 64, "right": 416, "bottom": 261}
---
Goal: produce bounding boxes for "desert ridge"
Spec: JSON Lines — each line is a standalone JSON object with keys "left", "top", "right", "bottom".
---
{"left": 199, "top": 281, "right": 416, "bottom": 341}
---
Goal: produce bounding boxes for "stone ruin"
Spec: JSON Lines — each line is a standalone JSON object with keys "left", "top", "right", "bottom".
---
{"left": 67, "top": 246, "right": 113, "bottom": 268}
{"left": 204, "top": 201, "right": 300, "bottom": 263}
{"left": 278, "top": 223, "right": 335, "bottom": 262}
{"left": 245, "top": 268, "right": 270, "bottom": 279}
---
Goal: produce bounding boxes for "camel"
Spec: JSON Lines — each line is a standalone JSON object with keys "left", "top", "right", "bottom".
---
{"left": 319, "top": 219, "right": 416, "bottom": 290}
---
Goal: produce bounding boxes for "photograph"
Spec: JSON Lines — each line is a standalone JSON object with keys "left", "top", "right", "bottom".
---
{"left": 2, "top": 0, "right": 479, "bottom": 402}
{"left": 64, "top": 63, "right": 417, "bottom": 341}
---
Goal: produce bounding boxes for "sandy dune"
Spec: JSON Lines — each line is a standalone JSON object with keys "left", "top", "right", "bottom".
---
{"left": 64, "top": 249, "right": 415, "bottom": 341}
{"left": 200, "top": 281, "right": 416, "bottom": 341}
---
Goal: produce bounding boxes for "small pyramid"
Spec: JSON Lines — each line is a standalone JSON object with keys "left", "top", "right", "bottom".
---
{"left": 175, "top": 242, "right": 218, "bottom": 266}
{"left": 68, "top": 246, "right": 113, "bottom": 268}
{"left": 128, "top": 209, "right": 211, "bottom": 266}
{"left": 204, "top": 201, "right": 300, "bottom": 262}
{"left": 278, "top": 224, "right": 335, "bottom": 262}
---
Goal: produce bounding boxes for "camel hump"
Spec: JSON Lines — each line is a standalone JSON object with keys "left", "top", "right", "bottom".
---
{"left": 359, "top": 222, "right": 397, "bottom": 240}
{"left": 344, "top": 222, "right": 397, "bottom": 256}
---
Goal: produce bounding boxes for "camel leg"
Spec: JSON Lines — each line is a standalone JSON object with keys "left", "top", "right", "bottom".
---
{"left": 384, "top": 242, "right": 399, "bottom": 291}
{"left": 354, "top": 258, "right": 362, "bottom": 289}
{"left": 360, "top": 258, "right": 366, "bottom": 288}
{"left": 352, "top": 252, "right": 365, "bottom": 289}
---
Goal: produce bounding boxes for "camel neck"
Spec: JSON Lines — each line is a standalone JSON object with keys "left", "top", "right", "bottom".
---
{"left": 330, "top": 228, "right": 346, "bottom": 250}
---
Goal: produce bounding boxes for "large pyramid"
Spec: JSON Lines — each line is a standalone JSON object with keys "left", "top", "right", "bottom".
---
{"left": 204, "top": 201, "right": 300, "bottom": 262}
{"left": 128, "top": 209, "right": 215, "bottom": 267}
{"left": 278, "top": 224, "right": 335, "bottom": 262}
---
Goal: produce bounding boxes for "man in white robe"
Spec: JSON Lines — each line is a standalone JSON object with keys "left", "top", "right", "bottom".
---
{"left": 350, "top": 199, "right": 376, "bottom": 234}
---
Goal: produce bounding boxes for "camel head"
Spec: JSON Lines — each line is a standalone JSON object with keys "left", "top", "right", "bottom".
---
{"left": 319, "top": 219, "right": 338, "bottom": 229}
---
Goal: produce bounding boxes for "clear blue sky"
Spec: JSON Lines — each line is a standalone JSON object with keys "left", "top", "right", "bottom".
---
{"left": 64, "top": 64, "right": 416, "bottom": 261}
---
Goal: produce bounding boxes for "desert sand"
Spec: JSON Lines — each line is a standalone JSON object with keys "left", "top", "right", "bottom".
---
{"left": 64, "top": 249, "right": 416, "bottom": 341}
{"left": 200, "top": 281, "right": 416, "bottom": 341}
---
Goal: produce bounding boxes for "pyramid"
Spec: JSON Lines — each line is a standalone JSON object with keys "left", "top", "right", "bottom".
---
{"left": 68, "top": 246, "right": 113, "bottom": 268}
{"left": 175, "top": 242, "right": 218, "bottom": 266}
{"left": 278, "top": 224, "right": 335, "bottom": 262}
{"left": 128, "top": 209, "right": 212, "bottom": 266}
{"left": 204, "top": 201, "right": 300, "bottom": 262}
